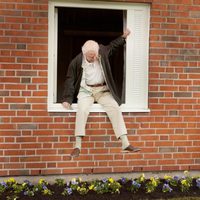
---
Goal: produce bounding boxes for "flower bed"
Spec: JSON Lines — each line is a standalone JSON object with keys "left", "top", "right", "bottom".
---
{"left": 1, "top": 171, "right": 200, "bottom": 200}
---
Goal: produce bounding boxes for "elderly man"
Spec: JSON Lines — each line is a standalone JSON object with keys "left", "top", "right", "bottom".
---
{"left": 62, "top": 29, "right": 141, "bottom": 157}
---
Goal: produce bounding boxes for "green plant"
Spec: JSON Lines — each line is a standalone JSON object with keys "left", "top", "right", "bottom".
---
{"left": 129, "top": 180, "right": 141, "bottom": 193}
{"left": 128, "top": 173, "right": 145, "bottom": 193}
{"left": 164, "top": 175, "right": 179, "bottom": 187}
{"left": 22, "top": 180, "right": 35, "bottom": 197}
{"left": 180, "top": 171, "right": 193, "bottom": 192}
{"left": 138, "top": 173, "right": 146, "bottom": 183}
{"left": 62, "top": 177, "right": 89, "bottom": 196}
{"left": 77, "top": 181, "right": 89, "bottom": 195}
{"left": 55, "top": 178, "right": 66, "bottom": 187}
{"left": 0, "top": 181, "right": 7, "bottom": 196}
{"left": 3, "top": 178, "right": 21, "bottom": 200}
{"left": 162, "top": 183, "right": 173, "bottom": 193}
{"left": 89, "top": 178, "right": 121, "bottom": 194}
{"left": 36, "top": 178, "right": 53, "bottom": 196}
{"left": 145, "top": 176, "right": 160, "bottom": 193}
{"left": 62, "top": 186, "right": 73, "bottom": 196}
{"left": 69, "top": 177, "right": 81, "bottom": 191}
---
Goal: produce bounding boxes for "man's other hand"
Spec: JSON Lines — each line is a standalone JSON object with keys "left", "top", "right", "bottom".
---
{"left": 122, "top": 28, "right": 131, "bottom": 38}
{"left": 62, "top": 102, "right": 73, "bottom": 110}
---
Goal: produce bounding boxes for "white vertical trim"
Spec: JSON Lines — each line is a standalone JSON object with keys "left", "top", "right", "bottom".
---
{"left": 48, "top": 1, "right": 55, "bottom": 109}
{"left": 53, "top": 8, "right": 58, "bottom": 102}
{"left": 125, "top": 9, "right": 135, "bottom": 106}
{"left": 122, "top": 10, "right": 127, "bottom": 103}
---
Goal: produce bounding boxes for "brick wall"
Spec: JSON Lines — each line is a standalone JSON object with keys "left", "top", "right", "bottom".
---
{"left": 0, "top": 0, "right": 200, "bottom": 176}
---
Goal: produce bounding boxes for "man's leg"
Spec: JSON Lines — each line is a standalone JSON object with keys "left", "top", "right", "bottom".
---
{"left": 71, "top": 96, "right": 94, "bottom": 157}
{"left": 96, "top": 92, "right": 140, "bottom": 152}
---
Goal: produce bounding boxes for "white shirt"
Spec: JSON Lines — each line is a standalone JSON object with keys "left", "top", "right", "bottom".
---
{"left": 83, "top": 58, "right": 105, "bottom": 85}
{"left": 78, "top": 57, "right": 108, "bottom": 100}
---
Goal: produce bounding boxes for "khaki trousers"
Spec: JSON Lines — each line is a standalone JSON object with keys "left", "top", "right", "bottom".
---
{"left": 75, "top": 86, "right": 127, "bottom": 139}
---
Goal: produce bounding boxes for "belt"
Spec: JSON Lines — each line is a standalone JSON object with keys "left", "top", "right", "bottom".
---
{"left": 87, "top": 83, "right": 106, "bottom": 87}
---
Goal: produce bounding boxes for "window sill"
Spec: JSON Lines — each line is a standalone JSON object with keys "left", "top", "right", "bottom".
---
{"left": 48, "top": 103, "right": 150, "bottom": 113}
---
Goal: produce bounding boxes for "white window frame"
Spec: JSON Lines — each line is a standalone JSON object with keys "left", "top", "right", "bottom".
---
{"left": 48, "top": 0, "right": 150, "bottom": 112}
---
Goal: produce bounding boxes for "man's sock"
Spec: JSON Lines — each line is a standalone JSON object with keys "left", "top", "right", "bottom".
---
{"left": 120, "top": 134, "right": 130, "bottom": 150}
{"left": 75, "top": 136, "right": 82, "bottom": 149}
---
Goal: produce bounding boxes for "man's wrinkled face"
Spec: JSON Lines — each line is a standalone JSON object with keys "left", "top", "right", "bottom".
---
{"left": 85, "top": 51, "right": 98, "bottom": 63}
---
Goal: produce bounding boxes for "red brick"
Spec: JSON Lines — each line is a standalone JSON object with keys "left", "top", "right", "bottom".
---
{"left": 4, "top": 163, "right": 25, "bottom": 169}
{"left": 0, "top": 170, "right": 8, "bottom": 176}
{"left": 158, "top": 159, "right": 176, "bottom": 165}
{"left": 143, "top": 166, "right": 161, "bottom": 171}
{"left": 42, "top": 169, "right": 62, "bottom": 175}
{"left": 26, "top": 163, "right": 46, "bottom": 168}
{"left": 89, "top": 149, "right": 109, "bottom": 154}
{"left": 62, "top": 168, "right": 82, "bottom": 174}
{"left": 9, "top": 170, "right": 30, "bottom": 176}
{"left": 162, "top": 166, "right": 179, "bottom": 171}
{"left": 113, "top": 167, "right": 133, "bottom": 173}
{"left": 177, "top": 159, "right": 194, "bottom": 165}
{"left": 92, "top": 168, "right": 112, "bottom": 174}
{"left": 94, "top": 155, "right": 113, "bottom": 160}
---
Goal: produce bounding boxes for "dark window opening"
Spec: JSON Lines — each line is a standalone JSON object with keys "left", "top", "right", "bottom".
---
{"left": 57, "top": 7, "right": 124, "bottom": 103}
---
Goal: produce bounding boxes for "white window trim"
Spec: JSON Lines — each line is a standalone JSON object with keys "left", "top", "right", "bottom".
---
{"left": 48, "top": 0, "right": 150, "bottom": 113}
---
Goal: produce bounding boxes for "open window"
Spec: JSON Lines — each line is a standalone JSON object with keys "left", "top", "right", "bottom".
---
{"left": 48, "top": 0, "right": 150, "bottom": 112}
{"left": 57, "top": 7, "right": 124, "bottom": 103}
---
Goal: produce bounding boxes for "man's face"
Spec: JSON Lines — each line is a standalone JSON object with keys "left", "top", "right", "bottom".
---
{"left": 85, "top": 51, "right": 98, "bottom": 63}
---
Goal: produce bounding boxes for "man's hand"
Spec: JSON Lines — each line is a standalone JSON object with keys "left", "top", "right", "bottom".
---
{"left": 122, "top": 28, "right": 131, "bottom": 39}
{"left": 62, "top": 102, "right": 73, "bottom": 110}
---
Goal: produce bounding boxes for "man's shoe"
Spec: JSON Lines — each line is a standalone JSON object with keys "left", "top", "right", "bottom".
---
{"left": 70, "top": 148, "right": 80, "bottom": 157}
{"left": 123, "top": 145, "right": 141, "bottom": 153}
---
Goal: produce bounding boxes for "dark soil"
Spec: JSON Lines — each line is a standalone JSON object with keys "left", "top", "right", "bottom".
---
{"left": 1, "top": 179, "right": 200, "bottom": 200}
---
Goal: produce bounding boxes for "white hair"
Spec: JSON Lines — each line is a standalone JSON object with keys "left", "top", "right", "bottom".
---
{"left": 82, "top": 40, "right": 99, "bottom": 55}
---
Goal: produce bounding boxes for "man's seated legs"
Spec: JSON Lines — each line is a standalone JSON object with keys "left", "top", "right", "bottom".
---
{"left": 95, "top": 91, "right": 141, "bottom": 152}
{"left": 71, "top": 95, "right": 94, "bottom": 157}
